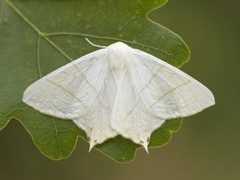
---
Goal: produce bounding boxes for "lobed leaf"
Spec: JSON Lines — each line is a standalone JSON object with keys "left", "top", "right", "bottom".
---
{"left": 0, "top": 0, "right": 189, "bottom": 162}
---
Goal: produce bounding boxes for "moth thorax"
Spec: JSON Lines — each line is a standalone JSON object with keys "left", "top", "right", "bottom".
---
{"left": 107, "top": 42, "right": 132, "bottom": 70}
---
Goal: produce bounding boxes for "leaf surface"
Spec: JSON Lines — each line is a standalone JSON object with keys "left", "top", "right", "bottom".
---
{"left": 0, "top": 0, "right": 189, "bottom": 162}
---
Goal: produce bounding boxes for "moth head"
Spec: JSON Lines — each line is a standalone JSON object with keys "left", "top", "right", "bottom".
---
{"left": 106, "top": 42, "right": 133, "bottom": 70}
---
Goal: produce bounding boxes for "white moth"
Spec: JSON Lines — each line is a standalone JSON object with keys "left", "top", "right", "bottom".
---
{"left": 22, "top": 40, "right": 215, "bottom": 152}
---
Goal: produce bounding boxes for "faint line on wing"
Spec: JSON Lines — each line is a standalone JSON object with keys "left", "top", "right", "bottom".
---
{"left": 47, "top": 79, "right": 87, "bottom": 109}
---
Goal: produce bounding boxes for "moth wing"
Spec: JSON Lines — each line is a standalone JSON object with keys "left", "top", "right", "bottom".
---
{"left": 111, "top": 69, "right": 165, "bottom": 152}
{"left": 23, "top": 49, "right": 117, "bottom": 149}
{"left": 111, "top": 49, "right": 215, "bottom": 151}
{"left": 131, "top": 49, "right": 215, "bottom": 120}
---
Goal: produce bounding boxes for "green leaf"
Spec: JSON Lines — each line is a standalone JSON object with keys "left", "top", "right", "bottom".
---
{"left": 0, "top": 0, "right": 189, "bottom": 163}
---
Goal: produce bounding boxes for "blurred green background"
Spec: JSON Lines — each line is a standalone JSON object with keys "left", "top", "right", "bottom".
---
{"left": 1, "top": 0, "right": 239, "bottom": 179}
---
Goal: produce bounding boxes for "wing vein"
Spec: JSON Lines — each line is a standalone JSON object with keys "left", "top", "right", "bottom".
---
{"left": 47, "top": 79, "right": 87, "bottom": 108}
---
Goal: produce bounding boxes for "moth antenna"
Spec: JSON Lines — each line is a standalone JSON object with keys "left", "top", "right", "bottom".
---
{"left": 85, "top": 38, "right": 107, "bottom": 49}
